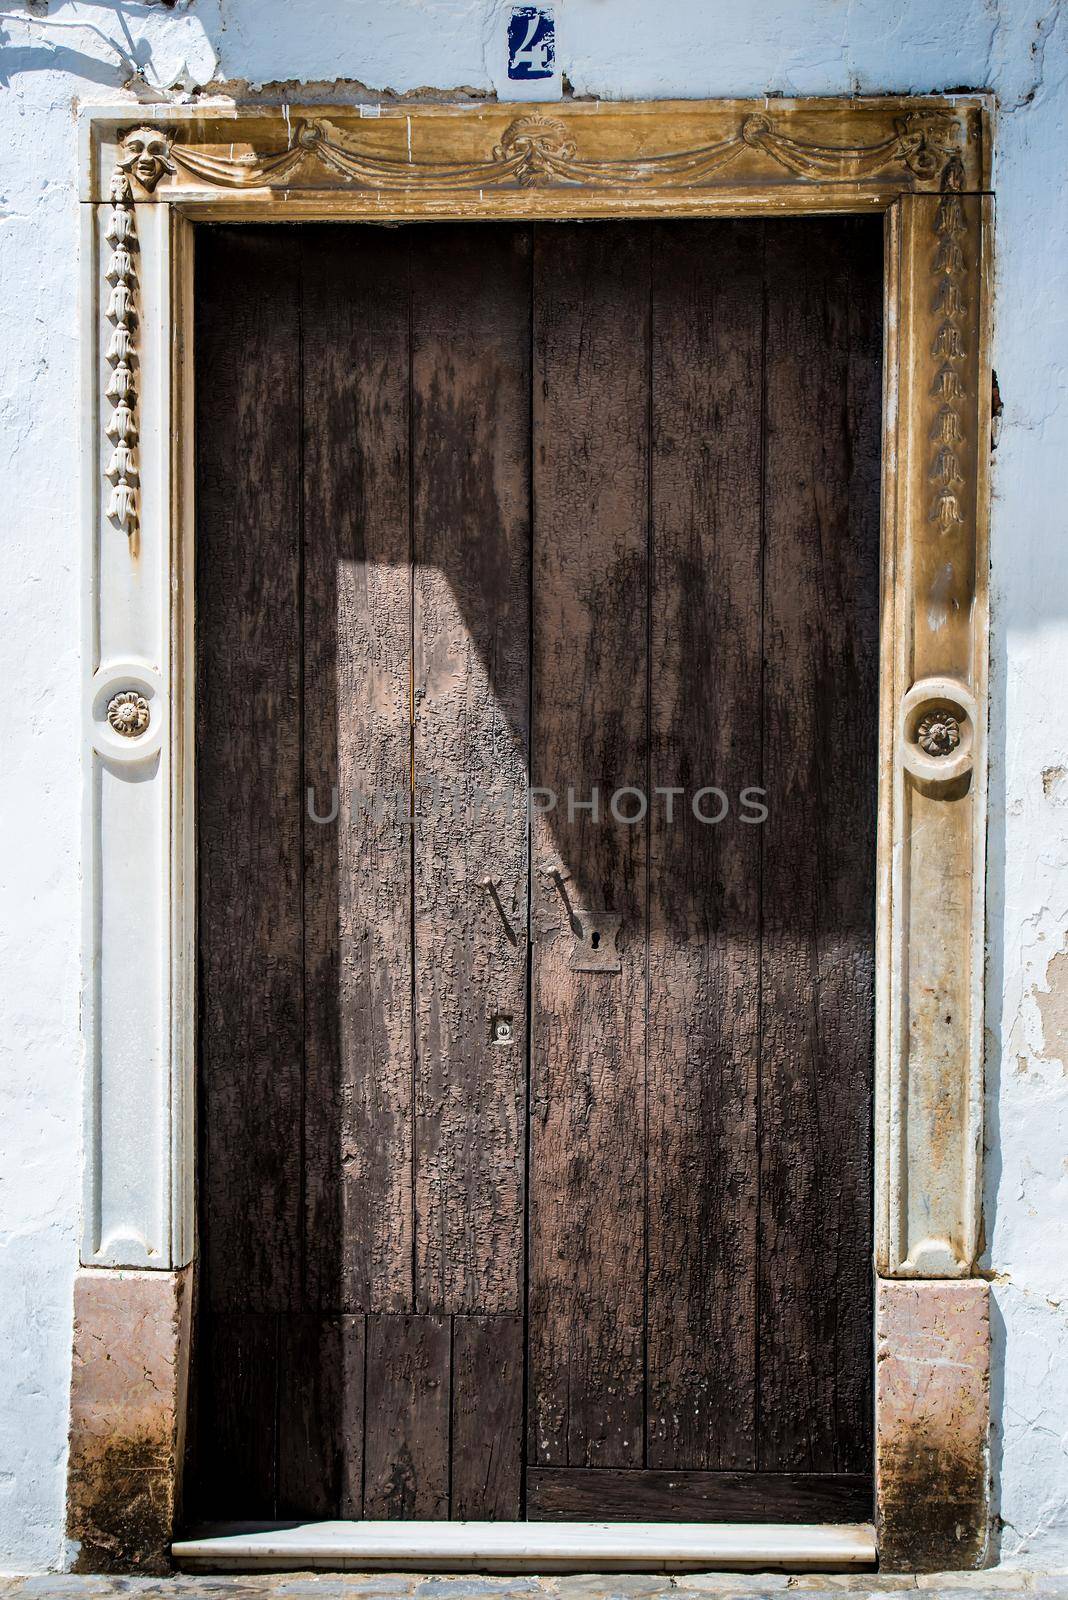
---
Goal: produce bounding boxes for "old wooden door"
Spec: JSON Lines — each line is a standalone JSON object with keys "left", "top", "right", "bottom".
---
{"left": 191, "top": 218, "right": 881, "bottom": 1525}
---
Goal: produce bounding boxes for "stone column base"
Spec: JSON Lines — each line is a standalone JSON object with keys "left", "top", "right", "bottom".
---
{"left": 876, "top": 1278, "right": 991, "bottom": 1571}
{"left": 65, "top": 1268, "right": 990, "bottom": 1572}
{"left": 66, "top": 1267, "right": 191, "bottom": 1574}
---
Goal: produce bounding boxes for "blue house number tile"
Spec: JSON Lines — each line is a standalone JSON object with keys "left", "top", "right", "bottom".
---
{"left": 507, "top": 7, "right": 556, "bottom": 80}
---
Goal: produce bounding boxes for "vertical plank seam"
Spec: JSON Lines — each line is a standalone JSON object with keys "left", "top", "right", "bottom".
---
{"left": 447, "top": 1312, "right": 455, "bottom": 1516}
{"left": 294, "top": 233, "right": 307, "bottom": 1511}
{"left": 298, "top": 235, "right": 308, "bottom": 1316}
{"left": 408, "top": 235, "right": 419, "bottom": 1313}
{"left": 192, "top": 235, "right": 207, "bottom": 1320}
{"left": 271, "top": 1312, "right": 281, "bottom": 1516}
{"left": 755, "top": 220, "right": 769, "bottom": 1476}
{"left": 833, "top": 231, "right": 854, "bottom": 1471}
{"left": 359, "top": 1312, "right": 369, "bottom": 1517}
{"left": 521, "top": 220, "right": 536, "bottom": 1506}
{"left": 642, "top": 230, "right": 654, "bottom": 1472}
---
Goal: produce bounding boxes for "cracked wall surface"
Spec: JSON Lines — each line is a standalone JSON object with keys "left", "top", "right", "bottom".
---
{"left": 0, "top": 0, "right": 1066, "bottom": 1574}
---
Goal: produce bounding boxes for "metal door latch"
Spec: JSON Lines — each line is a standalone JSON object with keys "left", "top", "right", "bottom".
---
{"left": 475, "top": 876, "right": 518, "bottom": 946}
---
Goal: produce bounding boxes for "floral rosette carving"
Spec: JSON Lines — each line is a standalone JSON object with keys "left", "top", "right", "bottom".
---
{"left": 927, "top": 155, "right": 969, "bottom": 535}
{"left": 106, "top": 689, "right": 151, "bottom": 738}
{"left": 916, "top": 707, "right": 961, "bottom": 757}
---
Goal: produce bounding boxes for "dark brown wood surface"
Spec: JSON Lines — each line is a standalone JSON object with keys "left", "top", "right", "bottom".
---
{"left": 411, "top": 225, "right": 531, "bottom": 1317}
{"left": 301, "top": 228, "right": 414, "bottom": 1317}
{"left": 193, "top": 218, "right": 880, "bottom": 1522}
{"left": 363, "top": 1314, "right": 451, "bottom": 1519}
{"left": 451, "top": 1316, "right": 524, "bottom": 1519}
{"left": 527, "top": 1469, "right": 872, "bottom": 1523}
{"left": 277, "top": 1315, "right": 365, "bottom": 1518}
{"left": 192, "top": 1314, "right": 277, "bottom": 1519}
{"left": 196, "top": 228, "right": 304, "bottom": 1315}
{"left": 529, "top": 223, "right": 652, "bottom": 1470}
{"left": 757, "top": 220, "right": 880, "bottom": 1473}
{"left": 645, "top": 219, "right": 764, "bottom": 1472}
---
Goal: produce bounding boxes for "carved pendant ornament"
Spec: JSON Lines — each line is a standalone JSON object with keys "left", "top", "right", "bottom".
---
{"left": 101, "top": 132, "right": 176, "bottom": 542}
{"left": 110, "top": 107, "right": 966, "bottom": 198}
{"left": 103, "top": 160, "right": 139, "bottom": 539}
{"left": 928, "top": 156, "right": 970, "bottom": 535}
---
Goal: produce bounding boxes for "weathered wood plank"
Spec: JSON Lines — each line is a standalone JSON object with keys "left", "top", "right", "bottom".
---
{"left": 526, "top": 1468, "right": 872, "bottom": 1523}
{"left": 645, "top": 219, "right": 764, "bottom": 1471}
{"left": 451, "top": 1314, "right": 524, "bottom": 1519}
{"left": 528, "top": 222, "right": 650, "bottom": 1468}
{"left": 757, "top": 218, "right": 880, "bottom": 1472}
{"left": 277, "top": 1314, "right": 366, "bottom": 1518}
{"left": 195, "top": 228, "right": 303, "bottom": 1313}
{"left": 301, "top": 227, "right": 414, "bottom": 1315}
{"left": 192, "top": 1313, "right": 278, "bottom": 1520}
{"left": 411, "top": 224, "right": 531, "bottom": 1315}
{"left": 363, "top": 1313, "right": 451, "bottom": 1519}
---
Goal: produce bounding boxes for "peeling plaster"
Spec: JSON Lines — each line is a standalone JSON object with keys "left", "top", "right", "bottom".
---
{"left": 1, "top": 0, "right": 1067, "bottom": 1574}
{"left": 1035, "top": 947, "right": 1068, "bottom": 1071}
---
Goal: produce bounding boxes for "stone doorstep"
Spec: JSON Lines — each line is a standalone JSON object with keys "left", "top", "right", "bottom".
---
{"left": 2, "top": 1572, "right": 1068, "bottom": 1598}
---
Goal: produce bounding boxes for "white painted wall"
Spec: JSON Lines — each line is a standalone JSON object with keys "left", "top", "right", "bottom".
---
{"left": 0, "top": 0, "right": 1065, "bottom": 1573}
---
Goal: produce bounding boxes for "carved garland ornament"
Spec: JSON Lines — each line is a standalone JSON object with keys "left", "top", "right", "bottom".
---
{"left": 928, "top": 156, "right": 969, "bottom": 535}
{"left": 115, "top": 108, "right": 962, "bottom": 197}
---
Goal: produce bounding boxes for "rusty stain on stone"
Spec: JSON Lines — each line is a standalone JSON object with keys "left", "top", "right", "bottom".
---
{"left": 876, "top": 1280, "right": 990, "bottom": 1573}
{"left": 66, "top": 1268, "right": 191, "bottom": 1575}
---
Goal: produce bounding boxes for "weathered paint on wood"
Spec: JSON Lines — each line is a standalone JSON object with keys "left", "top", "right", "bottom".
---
{"left": 363, "top": 1314, "right": 451, "bottom": 1520}
{"left": 645, "top": 219, "right": 764, "bottom": 1472}
{"left": 193, "top": 218, "right": 879, "bottom": 1521}
{"left": 411, "top": 224, "right": 531, "bottom": 1317}
{"left": 757, "top": 219, "right": 880, "bottom": 1472}
{"left": 528, "top": 222, "right": 651, "bottom": 1470}
{"left": 451, "top": 1315, "right": 524, "bottom": 1520}
{"left": 301, "top": 227, "right": 415, "bottom": 1317}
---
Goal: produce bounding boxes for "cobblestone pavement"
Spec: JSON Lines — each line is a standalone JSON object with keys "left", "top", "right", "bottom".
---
{"left": 2, "top": 1571, "right": 1068, "bottom": 1599}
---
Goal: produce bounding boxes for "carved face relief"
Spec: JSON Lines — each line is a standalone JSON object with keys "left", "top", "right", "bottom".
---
{"left": 119, "top": 128, "right": 175, "bottom": 193}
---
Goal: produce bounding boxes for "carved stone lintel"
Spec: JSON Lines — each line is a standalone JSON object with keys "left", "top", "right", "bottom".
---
{"left": 127, "top": 104, "right": 976, "bottom": 198}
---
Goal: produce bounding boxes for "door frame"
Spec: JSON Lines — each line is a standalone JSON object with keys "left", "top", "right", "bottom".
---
{"left": 70, "top": 95, "right": 994, "bottom": 1574}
